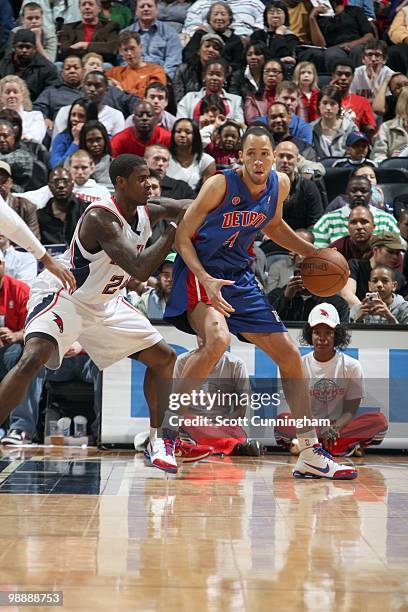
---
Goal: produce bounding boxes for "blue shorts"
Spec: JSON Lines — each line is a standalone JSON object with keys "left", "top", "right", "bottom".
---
{"left": 164, "top": 257, "right": 287, "bottom": 341}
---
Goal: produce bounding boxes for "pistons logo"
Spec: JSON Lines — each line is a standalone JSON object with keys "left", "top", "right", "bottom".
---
{"left": 52, "top": 312, "right": 64, "bottom": 334}
{"left": 231, "top": 196, "right": 240, "bottom": 206}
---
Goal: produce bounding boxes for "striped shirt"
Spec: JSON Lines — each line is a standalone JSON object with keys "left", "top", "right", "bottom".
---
{"left": 313, "top": 204, "right": 400, "bottom": 248}
{"left": 182, "top": 0, "right": 265, "bottom": 37}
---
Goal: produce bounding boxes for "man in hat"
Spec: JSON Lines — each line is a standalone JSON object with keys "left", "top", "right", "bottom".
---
{"left": 332, "top": 131, "right": 377, "bottom": 169}
{"left": 0, "top": 28, "right": 58, "bottom": 101}
{"left": 128, "top": 252, "right": 176, "bottom": 319}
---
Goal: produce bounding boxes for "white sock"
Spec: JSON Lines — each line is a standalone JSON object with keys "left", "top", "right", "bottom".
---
{"left": 149, "top": 427, "right": 158, "bottom": 443}
{"left": 297, "top": 430, "right": 319, "bottom": 453}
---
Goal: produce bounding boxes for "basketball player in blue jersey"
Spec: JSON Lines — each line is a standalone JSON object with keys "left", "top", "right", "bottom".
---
{"left": 0, "top": 155, "right": 212, "bottom": 473}
{"left": 165, "top": 126, "right": 358, "bottom": 480}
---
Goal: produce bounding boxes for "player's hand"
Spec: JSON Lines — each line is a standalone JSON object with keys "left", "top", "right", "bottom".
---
{"left": 284, "top": 274, "right": 304, "bottom": 299}
{"left": 41, "top": 253, "right": 76, "bottom": 291}
{"left": 202, "top": 277, "right": 235, "bottom": 317}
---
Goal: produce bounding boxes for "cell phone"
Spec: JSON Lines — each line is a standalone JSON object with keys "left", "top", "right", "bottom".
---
{"left": 366, "top": 292, "right": 379, "bottom": 302}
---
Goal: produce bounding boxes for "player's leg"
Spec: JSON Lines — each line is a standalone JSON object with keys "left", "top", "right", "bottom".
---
{"left": 242, "top": 331, "right": 358, "bottom": 480}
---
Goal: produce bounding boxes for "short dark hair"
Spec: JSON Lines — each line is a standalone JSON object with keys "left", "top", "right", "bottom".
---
{"left": 148, "top": 168, "right": 162, "bottom": 183}
{"left": 332, "top": 60, "right": 354, "bottom": 75}
{"left": 241, "top": 125, "right": 274, "bottom": 149}
{"left": 347, "top": 175, "right": 371, "bottom": 190}
{"left": 370, "top": 264, "right": 396, "bottom": 281}
{"left": 119, "top": 31, "right": 141, "bottom": 46}
{"left": 109, "top": 154, "right": 147, "bottom": 186}
{"left": 301, "top": 322, "right": 351, "bottom": 350}
{"left": 200, "top": 93, "right": 227, "bottom": 115}
{"left": 202, "top": 57, "right": 228, "bottom": 77}
{"left": 83, "top": 70, "right": 108, "bottom": 85}
{"left": 245, "top": 41, "right": 270, "bottom": 63}
{"left": 0, "top": 109, "right": 22, "bottom": 141}
{"left": 145, "top": 81, "right": 168, "bottom": 97}
{"left": 318, "top": 85, "right": 343, "bottom": 115}
{"left": 264, "top": 2, "right": 290, "bottom": 27}
{"left": 363, "top": 39, "right": 388, "bottom": 60}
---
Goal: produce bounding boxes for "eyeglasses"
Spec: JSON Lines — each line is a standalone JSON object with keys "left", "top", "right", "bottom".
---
{"left": 365, "top": 51, "right": 384, "bottom": 58}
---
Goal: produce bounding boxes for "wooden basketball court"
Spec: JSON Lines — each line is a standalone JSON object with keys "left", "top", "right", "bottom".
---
{"left": 0, "top": 448, "right": 407, "bottom": 611}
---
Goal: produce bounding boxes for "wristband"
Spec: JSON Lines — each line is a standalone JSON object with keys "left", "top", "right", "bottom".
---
{"left": 169, "top": 221, "right": 178, "bottom": 230}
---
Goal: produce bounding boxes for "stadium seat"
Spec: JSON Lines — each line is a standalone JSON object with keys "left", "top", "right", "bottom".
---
{"left": 379, "top": 158, "right": 408, "bottom": 171}
{"left": 319, "top": 157, "right": 344, "bottom": 168}
{"left": 323, "top": 168, "right": 352, "bottom": 203}
{"left": 375, "top": 168, "right": 408, "bottom": 184}
{"left": 379, "top": 183, "right": 408, "bottom": 203}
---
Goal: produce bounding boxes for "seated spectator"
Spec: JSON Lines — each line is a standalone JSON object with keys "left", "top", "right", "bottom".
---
{"left": 332, "top": 131, "right": 376, "bottom": 169}
{"left": 99, "top": 0, "right": 133, "bottom": 29}
{"left": 33, "top": 55, "right": 84, "bottom": 126}
{"left": 183, "top": 1, "right": 244, "bottom": 71}
{"left": 260, "top": 228, "right": 313, "bottom": 292}
{"left": 0, "top": 160, "right": 40, "bottom": 239}
{"left": 79, "top": 120, "right": 112, "bottom": 188}
{"left": 157, "top": 0, "right": 190, "bottom": 34}
{"left": 122, "top": 0, "right": 182, "bottom": 80}
{"left": 204, "top": 120, "right": 241, "bottom": 169}
{"left": 8, "top": 1, "right": 56, "bottom": 63}
{"left": 0, "top": 29, "right": 58, "bottom": 101}
{"left": 244, "top": 59, "right": 285, "bottom": 125}
{"left": 299, "top": 0, "right": 373, "bottom": 73}
{"left": 20, "top": 0, "right": 81, "bottom": 31}
{"left": 68, "top": 149, "right": 111, "bottom": 202}
{"left": 144, "top": 144, "right": 194, "bottom": 200}
{"left": 327, "top": 164, "right": 384, "bottom": 211}
{"left": 144, "top": 82, "right": 175, "bottom": 132}
{"left": 173, "top": 33, "right": 224, "bottom": 104}
{"left": 373, "top": 73, "right": 408, "bottom": 121}
{"left": 53, "top": 71, "right": 125, "bottom": 139}
{"left": 106, "top": 31, "right": 166, "bottom": 98}
{"left": 293, "top": 61, "right": 319, "bottom": 123}
{"left": 37, "top": 166, "right": 87, "bottom": 245}
{"left": 182, "top": 0, "right": 265, "bottom": 38}
{"left": 111, "top": 99, "right": 171, "bottom": 157}
{"left": 342, "top": 231, "right": 406, "bottom": 305}
{"left": 371, "top": 86, "right": 408, "bottom": 163}
{"left": 330, "top": 205, "right": 375, "bottom": 261}
{"left": 0, "top": 75, "right": 46, "bottom": 144}
{"left": 330, "top": 61, "right": 376, "bottom": 137}
{"left": 350, "top": 265, "right": 408, "bottom": 324}
{"left": 398, "top": 210, "right": 408, "bottom": 242}
{"left": 229, "top": 42, "right": 269, "bottom": 101}
{"left": 311, "top": 86, "right": 357, "bottom": 159}
{"left": 275, "top": 303, "right": 387, "bottom": 457}
{"left": 0, "top": 250, "right": 44, "bottom": 445}
{"left": 60, "top": 0, "right": 119, "bottom": 64}
{"left": 167, "top": 118, "right": 216, "bottom": 192}
{"left": 388, "top": 4, "right": 408, "bottom": 74}
{"left": 313, "top": 176, "right": 400, "bottom": 248}
{"left": 0, "top": 119, "right": 35, "bottom": 191}
{"left": 50, "top": 98, "right": 98, "bottom": 168}
{"left": 274, "top": 81, "right": 314, "bottom": 144}
{"left": 266, "top": 101, "right": 317, "bottom": 160}
{"left": 350, "top": 40, "right": 394, "bottom": 103}
{"left": 0, "top": 234, "right": 37, "bottom": 285}
{"left": 129, "top": 251, "right": 175, "bottom": 318}
{"left": 177, "top": 59, "right": 243, "bottom": 124}
{"left": 250, "top": 1, "right": 298, "bottom": 70}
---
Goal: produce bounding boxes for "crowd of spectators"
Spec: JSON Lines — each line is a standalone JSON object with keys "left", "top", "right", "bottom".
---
{"left": 0, "top": 0, "right": 408, "bottom": 447}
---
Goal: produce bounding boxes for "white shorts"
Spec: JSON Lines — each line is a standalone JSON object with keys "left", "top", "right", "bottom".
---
{"left": 24, "top": 290, "right": 163, "bottom": 370}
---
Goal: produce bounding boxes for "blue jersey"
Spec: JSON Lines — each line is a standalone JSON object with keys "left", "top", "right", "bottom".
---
{"left": 193, "top": 169, "right": 279, "bottom": 272}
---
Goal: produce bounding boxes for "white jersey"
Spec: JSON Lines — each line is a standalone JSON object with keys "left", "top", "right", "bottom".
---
{"left": 30, "top": 196, "right": 151, "bottom": 307}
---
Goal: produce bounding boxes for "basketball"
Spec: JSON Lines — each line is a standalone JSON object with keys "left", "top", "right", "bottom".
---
{"left": 300, "top": 248, "right": 349, "bottom": 297}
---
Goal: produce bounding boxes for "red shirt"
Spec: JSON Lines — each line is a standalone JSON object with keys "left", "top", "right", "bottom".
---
{"left": 342, "top": 93, "right": 376, "bottom": 130}
{"left": 111, "top": 125, "right": 171, "bottom": 158}
{"left": 0, "top": 275, "right": 30, "bottom": 332}
{"left": 83, "top": 23, "right": 96, "bottom": 44}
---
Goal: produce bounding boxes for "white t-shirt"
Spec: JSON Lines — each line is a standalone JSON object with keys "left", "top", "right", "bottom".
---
{"left": 167, "top": 153, "right": 214, "bottom": 190}
{"left": 52, "top": 104, "right": 125, "bottom": 140}
{"left": 73, "top": 179, "right": 112, "bottom": 204}
{"left": 350, "top": 65, "right": 394, "bottom": 101}
{"left": 20, "top": 109, "right": 47, "bottom": 144}
{"left": 302, "top": 350, "right": 364, "bottom": 421}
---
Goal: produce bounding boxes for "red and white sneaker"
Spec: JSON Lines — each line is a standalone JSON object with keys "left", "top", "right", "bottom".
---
{"left": 293, "top": 444, "right": 358, "bottom": 480}
{"left": 175, "top": 439, "right": 213, "bottom": 463}
{"left": 144, "top": 437, "right": 177, "bottom": 474}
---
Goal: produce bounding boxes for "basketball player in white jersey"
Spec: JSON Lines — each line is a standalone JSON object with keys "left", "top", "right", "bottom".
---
{"left": 0, "top": 194, "right": 75, "bottom": 290}
{"left": 0, "top": 155, "right": 208, "bottom": 473}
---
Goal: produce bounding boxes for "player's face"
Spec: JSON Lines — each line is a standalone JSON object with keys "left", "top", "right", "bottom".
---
{"left": 69, "top": 156, "right": 94, "bottom": 185}
{"left": 125, "top": 165, "right": 152, "bottom": 204}
{"left": 311, "top": 324, "right": 335, "bottom": 357}
{"left": 348, "top": 207, "right": 374, "bottom": 243}
{"left": 240, "top": 134, "right": 274, "bottom": 185}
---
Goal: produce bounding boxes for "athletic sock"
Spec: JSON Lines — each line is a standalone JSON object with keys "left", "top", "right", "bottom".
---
{"left": 149, "top": 427, "right": 158, "bottom": 444}
{"left": 297, "top": 430, "right": 319, "bottom": 453}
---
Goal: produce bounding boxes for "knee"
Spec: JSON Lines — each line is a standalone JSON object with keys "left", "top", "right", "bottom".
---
{"left": 15, "top": 346, "right": 48, "bottom": 378}
{"left": 154, "top": 344, "right": 177, "bottom": 371}
{"left": 202, "top": 329, "right": 230, "bottom": 364}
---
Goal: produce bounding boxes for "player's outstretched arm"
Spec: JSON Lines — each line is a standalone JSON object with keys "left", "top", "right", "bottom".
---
{"left": 147, "top": 198, "right": 192, "bottom": 226}
{"left": 85, "top": 208, "right": 178, "bottom": 282}
{"left": 174, "top": 174, "right": 235, "bottom": 317}
{"left": 0, "top": 195, "right": 76, "bottom": 291}
{"left": 263, "top": 173, "right": 316, "bottom": 258}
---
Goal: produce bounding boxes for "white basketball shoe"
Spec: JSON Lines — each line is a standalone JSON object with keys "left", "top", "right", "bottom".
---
{"left": 293, "top": 443, "right": 358, "bottom": 480}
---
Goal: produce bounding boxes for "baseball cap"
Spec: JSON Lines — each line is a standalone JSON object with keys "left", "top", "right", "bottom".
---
{"left": 370, "top": 231, "right": 405, "bottom": 251}
{"left": 200, "top": 33, "right": 225, "bottom": 49}
{"left": 13, "top": 29, "right": 36, "bottom": 46}
{"left": 308, "top": 303, "right": 340, "bottom": 329}
{"left": 158, "top": 251, "right": 176, "bottom": 272}
{"left": 0, "top": 161, "right": 11, "bottom": 176}
{"left": 346, "top": 131, "right": 369, "bottom": 146}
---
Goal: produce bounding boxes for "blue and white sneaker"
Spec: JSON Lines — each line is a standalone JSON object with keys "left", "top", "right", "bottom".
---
{"left": 144, "top": 436, "right": 177, "bottom": 474}
{"left": 293, "top": 444, "right": 358, "bottom": 480}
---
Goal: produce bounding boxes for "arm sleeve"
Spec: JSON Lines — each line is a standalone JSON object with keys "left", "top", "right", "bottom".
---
{"left": 163, "top": 29, "right": 182, "bottom": 80}
{"left": 389, "top": 9, "right": 408, "bottom": 44}
{"left": 345, "top": 360, "right": 365, "bottom": 401}
{"left": 0, "top": 196, "right": 45, "bottom": 259}
{"left": 50, "top": 135, "right": 79, "bottom": 169}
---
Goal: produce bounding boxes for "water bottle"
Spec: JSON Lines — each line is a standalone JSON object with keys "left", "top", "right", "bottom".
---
{"left": 57, "top": 417, "right": 72, "bottom": 437}
{"left": 73, "top": 415, "right": 87, "bottom": 438}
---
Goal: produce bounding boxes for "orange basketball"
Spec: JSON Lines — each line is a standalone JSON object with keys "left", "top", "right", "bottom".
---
{"left": 299, "top": 248, "right": 349, "bottom": 297}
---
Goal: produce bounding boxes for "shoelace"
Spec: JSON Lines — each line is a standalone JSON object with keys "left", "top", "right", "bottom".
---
{"left": 313, "top": 444, "right": 334, "bottom": 461}
{"left": 164, "top": 437, "right": 174, "bottom": 456}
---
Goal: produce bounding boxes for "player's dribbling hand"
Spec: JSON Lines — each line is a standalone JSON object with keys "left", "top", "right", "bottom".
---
{"left": 41, "top": 253, "right": 76, "bottom": 291}
{"left": 203, "top": 277, "right": 235, "bottom": 317}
